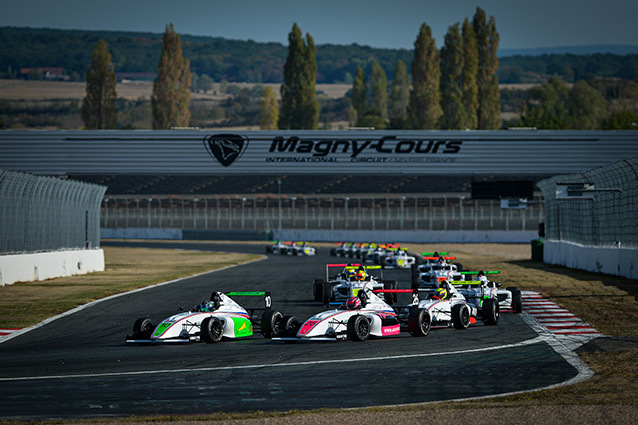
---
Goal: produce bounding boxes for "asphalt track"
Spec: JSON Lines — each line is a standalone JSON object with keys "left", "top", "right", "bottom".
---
{"left": 0, "top": 242, "right": 580, "bottom": 420}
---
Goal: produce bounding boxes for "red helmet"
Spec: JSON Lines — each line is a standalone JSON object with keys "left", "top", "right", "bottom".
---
{"left": 347, "top": 296, "right": 361, "bottom": 310}
{"left": 356, "top": 269, "right": 366, "bottom": 281}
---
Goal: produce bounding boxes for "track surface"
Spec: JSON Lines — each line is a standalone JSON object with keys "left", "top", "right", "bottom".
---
{"left": 0, "top": 242, "right": 578, "bottom": 420}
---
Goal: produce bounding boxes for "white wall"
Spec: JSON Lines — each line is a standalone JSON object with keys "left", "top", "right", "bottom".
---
{"left": 0, "top": 249, "right": 105, "bottom": 286}
{"left": 544, "top": 241, "right": 638, "bottom": 279}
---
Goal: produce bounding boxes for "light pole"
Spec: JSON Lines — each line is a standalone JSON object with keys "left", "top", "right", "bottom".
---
{"left": 277, "top": 180, "right": 282, "bottom": 231}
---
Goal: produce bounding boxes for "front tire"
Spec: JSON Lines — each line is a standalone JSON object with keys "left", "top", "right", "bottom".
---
{"left": 260, "top": 310, "right": 283, "bottom": 338}
{"left": 278, "top": 315, "right": 301, "bottom": 338}
{"left": 508, "top": 287, "right": 523, "bottom": 313}
{"left": 132, "top": 318, "right": 154, "bottom": 339}
{"left": 347, "top": 315, "right": 370, "bottom": 341}
{"left": 408, "top": 309, "right": 431, "bottom": 337}
{"left": 201, "top": 317, "right": 223, "bottom": 343}
{"left": 313, "top": 279, "right": 324, "bottom": 301}
{"left": 322, "top": 282, "right": 334, "bottom": 305}
{"left": 452, "top": 304, "right": 471, "bottom": 329}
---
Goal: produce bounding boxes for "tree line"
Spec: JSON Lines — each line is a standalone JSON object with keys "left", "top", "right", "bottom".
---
{"left": 1, "top": 26, "right": 637, "bottom": 85}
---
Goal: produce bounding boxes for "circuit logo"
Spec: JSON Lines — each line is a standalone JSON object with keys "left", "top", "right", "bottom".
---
{"left": 204, "top": 134, "right": 248, "bottom": 167}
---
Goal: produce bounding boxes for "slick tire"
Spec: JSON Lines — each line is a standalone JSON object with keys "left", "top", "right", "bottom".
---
{"left": 507, "top": 287, "right": 523, "bottom": 314}
{"left": 481, "top": 298, "right": 500, "bottom": 326}
{"left": 452, "top": 304, "right": 471, "bottom": 330}
{"left": 260, "top": 310, "right": 283, "bottom": 338}
{"left": 347, "top": 315, "right": 370, "bottom": 342}
{"left": 278, "top": 315, "right": 301, "bottom": 338}
{"left": 313, "top": 279, "right": 324, "bottom": 301}
{"left": 407, "top": 308, "right": 431, "bottom": 337}
{"left": 132, "top": 318, "right": 155, "bottom": 339}
{"left": 322, "top": 282, "right": 334, "bottom": 305}
{"left": 201, "top": 317, "right": 223, "bottom": 343}
{"left": 411, "top": 264, "right": 419, "bottom": 289}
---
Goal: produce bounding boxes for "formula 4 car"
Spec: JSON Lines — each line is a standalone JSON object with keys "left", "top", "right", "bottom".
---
{"left": 312, "top": 263, "right": 398, "bottom": 305}
{"left": 411, "top": 253, "right": 464, "bottom": 289}
{"left": 273, "top": 281, "right": 428, "bottom": 342}
{"left": 266, "top": 241, "right": 317, "bottom": 256}
{"left": 125, "top": 291, "right": 282, "bottom": 344}
{"left": 452, "top": 270, "right": 523, "bottom": 313}
{"left": 266, "top": 241, "right": 288, "bottom": 254}
{"left": 382, "top": 247, "right": 416, "bottom": 269}
{"left": 396, "top": 280, "right": 500, "bottom": 329}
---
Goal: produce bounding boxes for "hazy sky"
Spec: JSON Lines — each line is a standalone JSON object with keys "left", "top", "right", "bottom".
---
{"left": 1, "top": 0, "right": 637, "bottom": 50}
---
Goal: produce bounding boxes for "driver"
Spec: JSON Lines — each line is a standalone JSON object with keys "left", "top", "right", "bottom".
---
{"left": 355, "top": 268, "right": 367, "bottom": 281}
{"left": 346, "top": 296, "right": 362, "bottom": 310}
{"left": 432, "top": 287, "right": 448, "bottom": 300}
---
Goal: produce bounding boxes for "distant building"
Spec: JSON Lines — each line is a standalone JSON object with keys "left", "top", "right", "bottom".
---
{"left": 115, "top": 72, "right": 157, "bottom": 82}
{"left": 19, "top": 67, "right": 70, "bottom": 81}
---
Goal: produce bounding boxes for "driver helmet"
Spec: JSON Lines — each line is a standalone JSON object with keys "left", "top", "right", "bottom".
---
{"left": 478, "top": 271, "right": 488, "bottom": 282}
{"left": 434, "top": 287, "right": 448, "bottom": 300}
{"left": 355, "top": 269, "right": 366, "bottom": 281}
{"left": 199, "top": 301, "right": 213, "bottom": 312}
{"left": 346, "top": 269, "right": 356, "bottom": 280}
{"left": 346, "top": 296, "right": 361, "bottom": 310}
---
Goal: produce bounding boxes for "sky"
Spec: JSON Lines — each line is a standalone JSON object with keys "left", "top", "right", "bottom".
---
{"left": 1, "top": 0, "right": 637, "bottom": 50}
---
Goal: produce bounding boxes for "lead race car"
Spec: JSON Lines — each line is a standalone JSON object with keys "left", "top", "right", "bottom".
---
{"left": 452, "top": 270, "right": 523, "bottom": 313}
{"left": 273, "top": 281, "right": 430, "bottom": 342}
{"left": 125, "top": 290, "right": 281, "bottom": 344}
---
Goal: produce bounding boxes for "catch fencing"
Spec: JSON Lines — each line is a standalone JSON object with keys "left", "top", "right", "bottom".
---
{"left": 537, "top": 156, "right": 638, "bottom": 248}
{"left": 0, "top": 170, "right": 107, "bottom": 255}
{"left": 100, "top": 195, "right": 544, "bottom": 233}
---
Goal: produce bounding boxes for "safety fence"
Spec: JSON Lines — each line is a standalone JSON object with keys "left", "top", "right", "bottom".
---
{"left": 0, "top": 170, "right": 107, "bottom": 255}
{"left": 537, "top": 156, "right": 638, "bottom": 248}
{"left": 101, "top": 195, "right": 544, "bottom": 233}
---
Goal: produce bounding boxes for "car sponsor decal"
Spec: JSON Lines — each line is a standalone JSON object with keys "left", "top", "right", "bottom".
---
{"left": 298, "top": 320, "right": 320, "bottom": 335}
{"left": 381, "top": 324, "right": 401, "bottom": 336}
{"left": 153, "top": 322, "right": 172, "bottom": 337}
{"left": 231, "top": 317, "right": 253, "bottom": 337}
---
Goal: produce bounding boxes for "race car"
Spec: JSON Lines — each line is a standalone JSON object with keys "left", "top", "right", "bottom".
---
{"left": 273, "top": 281, "right": 429, "bottom": 342}
{"left": 411, "top": 254, "right": 464, "bottom": 289}
{"left": 125, "top": 291, "right": 281, "bottom": 344}
{"left": 266, "top": 241, "right": 317, "bottom": 256}
{"left": 266, "top": 241, "right": 288, "bottom": 254}
{"left": 312, "top": 263, "right": 398, "bottom": 305}
{"left": 453, "top": 270, "right": 523, "bottom": 313}
{"left": 382, "top": 247, "right": 416, "bottom": 269}
{"left": 396, "top": 280, "right": 500, "bottom": 329}
{"left": 330, "top": 242, "right": 354, "bottom": 257}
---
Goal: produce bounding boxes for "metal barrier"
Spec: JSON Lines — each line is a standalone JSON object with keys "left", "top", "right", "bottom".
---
{"left": 101, "top": 195, "right": 544, "bottom": 233}
{"left": 0, "top": 170, "right": 107, "bottom": 255}
{"left": 537, "top": 156, "right": 638, "bottom": 248}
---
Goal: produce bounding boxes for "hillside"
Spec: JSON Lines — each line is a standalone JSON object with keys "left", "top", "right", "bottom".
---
{"left": 1, "top": 26, "right": 637, "bottom": 84}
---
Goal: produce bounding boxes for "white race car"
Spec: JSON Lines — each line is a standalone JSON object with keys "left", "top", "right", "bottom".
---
{"left": 454, "top": 271, "right": 523, "bottom": 313}
{"left": 382, "top": 248, "right": 416, "bottom": 269}
{"left": 411, "top": 255, "right": 464, "bottom": 289}
{"left": 274, "top": 281, "right": 429, "bottom": 342}
{"left": 397, "top": 281, "right": 500, "bottom": 329}
{"left": 267, "top": 241, "right": 317, "bottom": 256}
{"left": 125, "top": 291, "right": 281, "bottom": 344}
{"left": 313, "top": 263, "right": 398, "bottom": 305}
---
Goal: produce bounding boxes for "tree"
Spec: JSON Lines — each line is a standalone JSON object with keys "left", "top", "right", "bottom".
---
{"left": 279, "top": 23, "right": 319, "bottom": 129}
{"left": 440, "top": 23, "right": 466, "bottom": 129}
{"left": 389, "top": 60, "right": 410, "bottom": 129}
{"left": 568, "top": 81, "right": 607, "bottom": 129}
{"left": 81, "top": 39, "right": 117, "bottom": 129}
{"left": 519, "top": 76, "right": 569, "bottom": 129}
{"left": 602, "top": 110, "right": 638, "bottom": 129}
{"left": 351, "top": 66, "right": 367, "bottom": 125}
{"left": 151, "top": 23, "right": 192, "bottom": 129}
{"left": 461, "top": 18, "right": 478, "bottom": 129}
{"left": 473, "top": 8, "right": 501, "bottom": 129}
{"left": 369, "top": 61, "right": 388, "bottom": 121}
{"left": 408, "top": 23, "right": 442, "bottom": 129}
{"left": 259, "top": 86, "right": 279, "bottom": 129}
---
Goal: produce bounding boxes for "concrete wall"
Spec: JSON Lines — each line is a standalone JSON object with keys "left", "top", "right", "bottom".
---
{"left": 544, "top": 241, "right": 638, "bottom": 279}
{"left": 0, "top": 249, "right": 105, "bottom": 286}
{"left": 273, "top": 229, "right": 539, "bottom": 244}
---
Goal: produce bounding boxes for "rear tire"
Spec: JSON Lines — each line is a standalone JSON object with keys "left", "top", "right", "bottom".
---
{"left": 481, "top": 298, "right": 500, "bottom": 325}
{"left": 452, "top": 304, "right": 471, "bottom": 329}
{"left": 347, "top": 315, "right": 370, "bottom": 341}
{"left": 508, "top": 287, "right": 523, "bottom": 313}
{"left": 330, "top": 248, "right": 336, "bottom": 256}
{"left": 411, "top": 264, "right": 420, "bottom": 289}
{"left": 201, "top": 317, "right": 223, "bottom": 343}
{"left": 322, "top": 282, "right": 334, "bottom": 305}
{"left": 260, "top": 310, "right": 283, "bottom": 338}
{"left": 408, "top": 309, "right": 431, "bottom": 337}
{"left": 313, "top": 279, "right": 324, "bottom": 301}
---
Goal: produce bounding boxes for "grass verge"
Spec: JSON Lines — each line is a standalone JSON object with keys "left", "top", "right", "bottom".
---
{"left": 0, "top": 247, "right": 261, "bottom": 329}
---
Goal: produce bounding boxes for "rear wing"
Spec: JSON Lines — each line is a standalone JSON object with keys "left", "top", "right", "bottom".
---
{"left": 422, "top": 256, "right": 456, "bottom": 260}
{"left": 325, "top": 263, "right": 382, "bottom": 281}
{"left": 421, "top": 252, "right": 449, "bottom": 256}
{"left": 226, "top": 291, "right": 272, "bottom": 309}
